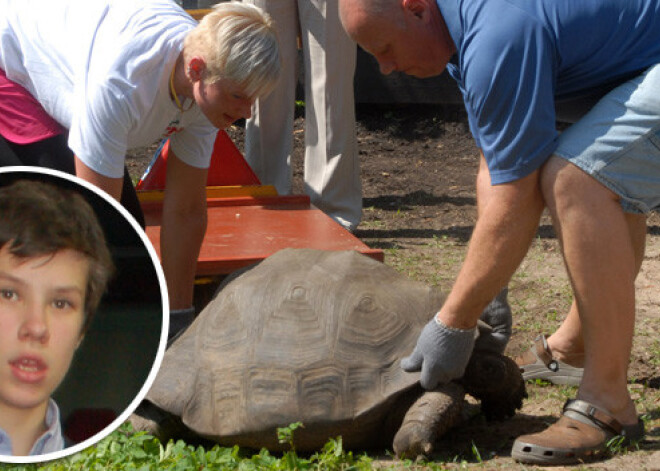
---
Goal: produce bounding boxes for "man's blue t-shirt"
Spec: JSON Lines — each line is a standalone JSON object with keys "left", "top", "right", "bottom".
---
{"left": 438, "top": 0, "right": 660, "bottom": 184}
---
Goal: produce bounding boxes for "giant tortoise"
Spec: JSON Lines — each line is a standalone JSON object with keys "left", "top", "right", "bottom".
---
{"left": 132, "top": 248, "right": 525, "bottom": 457}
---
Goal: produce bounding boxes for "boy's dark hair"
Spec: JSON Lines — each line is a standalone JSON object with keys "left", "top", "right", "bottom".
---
{"left": 0, "top": 179, "right": 114, "bottom": 332}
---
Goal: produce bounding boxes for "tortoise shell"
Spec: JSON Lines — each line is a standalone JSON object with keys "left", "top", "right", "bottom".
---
{"left": 146, "top": 248, "right": 445, "bottom": 450}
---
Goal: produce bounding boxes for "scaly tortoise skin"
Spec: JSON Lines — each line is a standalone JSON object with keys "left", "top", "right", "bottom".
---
{"left": 131, "top": 248, "right": 526, "bottom": 457}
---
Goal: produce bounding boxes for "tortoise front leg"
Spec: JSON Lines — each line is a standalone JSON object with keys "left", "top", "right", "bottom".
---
{"left": 392, "top": 382, "right": 465, "bottom": 459}
{"left": 460, "top": 350, "right": 527, "bottom": 420}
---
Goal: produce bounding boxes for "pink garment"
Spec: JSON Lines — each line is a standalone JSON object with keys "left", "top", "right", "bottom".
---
{"left": 0, "top": 68, "right": 64, "bottom": 144}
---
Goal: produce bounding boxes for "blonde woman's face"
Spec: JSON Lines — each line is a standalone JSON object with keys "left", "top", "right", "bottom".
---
{"left": 193, "top": 77, "right": 253, "bottom": 129}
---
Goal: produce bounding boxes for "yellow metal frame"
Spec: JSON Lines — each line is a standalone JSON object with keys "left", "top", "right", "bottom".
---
{"left": 186, "top": 9, "right": 212, "bottom": 20}
{"left": 137, "top": 184, "right": 278, "bottom": 203}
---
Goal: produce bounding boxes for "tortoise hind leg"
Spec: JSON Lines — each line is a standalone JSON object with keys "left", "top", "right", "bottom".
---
{"left": 460, "top": 350, "right": 527, "bottom": 421}
{"left": 392, "top": 382, "right": 465, "bottom": 459}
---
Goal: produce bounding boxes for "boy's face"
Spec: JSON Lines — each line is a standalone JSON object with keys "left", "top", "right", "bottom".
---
{"left": 0, "top": 246, "right": 89, "bottom": 417}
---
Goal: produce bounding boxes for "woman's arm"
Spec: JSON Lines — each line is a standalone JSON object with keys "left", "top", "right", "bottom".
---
{"left": 160, "top": 149, "right": 208, "bottom": 310}
{"left": 74, "top": 155, "right": 124, "bottom": 200}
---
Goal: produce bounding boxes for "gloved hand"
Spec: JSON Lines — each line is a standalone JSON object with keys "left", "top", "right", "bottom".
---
{"left": 474, "top": 288, "right": 512, "bottom": 354}
{"left": 401, "top": 316, "right": 476, "bottom": 389}
{"left": 168, "top": 306, "right": 196, "bottom": 343}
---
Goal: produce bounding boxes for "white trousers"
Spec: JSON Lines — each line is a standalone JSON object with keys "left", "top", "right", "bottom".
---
{"left": 243, "top": 0, "right": 361, "bottom": 230}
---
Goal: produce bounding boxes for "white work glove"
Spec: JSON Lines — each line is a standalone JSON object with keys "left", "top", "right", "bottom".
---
{"left": 474, "top": 288, "right": 512, "bottom": 354}
{"left": 401, "top": 316, "right": 476, "bottom": 389}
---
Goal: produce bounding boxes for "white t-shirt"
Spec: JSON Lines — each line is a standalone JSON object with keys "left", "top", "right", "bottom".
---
{"left": 0, "top": 0, "right": 217, "bottom": 177}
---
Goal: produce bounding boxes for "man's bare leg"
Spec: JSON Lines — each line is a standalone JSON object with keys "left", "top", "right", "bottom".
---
{"left": 541, "top": 155, "right": 643, "bottom": 424}
{"left": 545, "top": 211, "right": 646, "bottom": 367}
{"left": 544, "top": 301, "right": 585, "bottom": 366}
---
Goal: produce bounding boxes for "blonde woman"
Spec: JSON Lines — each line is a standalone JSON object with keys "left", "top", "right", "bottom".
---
{"left": 0, "top": 0, "right": 280, "bottom": 338}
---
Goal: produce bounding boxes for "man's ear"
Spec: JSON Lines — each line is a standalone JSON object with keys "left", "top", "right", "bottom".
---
{"left": 187, "top": 56, "right": 207, "bottom": 81}
{"left": 402, "top": 0, "right": 427, "bottom": 19}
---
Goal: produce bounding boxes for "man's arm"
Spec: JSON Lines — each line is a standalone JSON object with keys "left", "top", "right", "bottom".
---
{"left": 402, "top": 152, "right": 546, "bottom": 388}
{"left": 438, "top": 152, "right": 545, "bottom": 329}
{"left": 160, "top": 149, "right": 208, "bottom": 310}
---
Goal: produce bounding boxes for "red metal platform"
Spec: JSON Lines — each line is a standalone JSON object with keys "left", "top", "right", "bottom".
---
{"left": 141, "top": 193, "right": 383, "bottom": 276}
{"left": 138, "top": 129, "right": 383, "bottom": 276}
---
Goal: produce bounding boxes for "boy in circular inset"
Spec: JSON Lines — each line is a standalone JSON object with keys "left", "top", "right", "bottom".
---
{"left": 0, "top": 180, "right": 113, "bottom": 456}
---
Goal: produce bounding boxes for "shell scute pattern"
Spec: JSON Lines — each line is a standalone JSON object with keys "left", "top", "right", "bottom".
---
{"left": 146, "top": 248, "right": 445, "bottom": 448}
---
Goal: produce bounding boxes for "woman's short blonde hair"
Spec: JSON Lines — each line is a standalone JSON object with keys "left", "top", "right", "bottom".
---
{"left": 184, "top": 1, "right": 281, "bottom": 99}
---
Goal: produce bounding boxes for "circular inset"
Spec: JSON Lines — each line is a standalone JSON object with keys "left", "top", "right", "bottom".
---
{"left": 0, "top": 167, "right": 168, "bottom": 463}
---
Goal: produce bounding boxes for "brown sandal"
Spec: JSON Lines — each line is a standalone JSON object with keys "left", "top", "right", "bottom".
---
{"left": 511, "top": 399, "right": 645, "bottom": 465}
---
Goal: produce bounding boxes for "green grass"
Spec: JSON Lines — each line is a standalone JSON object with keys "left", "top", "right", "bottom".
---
{"left": 0, "top": 422, "right": 497, "bottom": 471}
{"left": 360, "top": 219, "right": 386, "bottom": 229}
{"left": 0, "top": 424, "right": 382, "bottom": 471}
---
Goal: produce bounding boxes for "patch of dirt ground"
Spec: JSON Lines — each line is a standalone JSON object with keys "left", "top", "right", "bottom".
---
{"left": 128, "top": 104, "right": 659, "bottom": 470}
